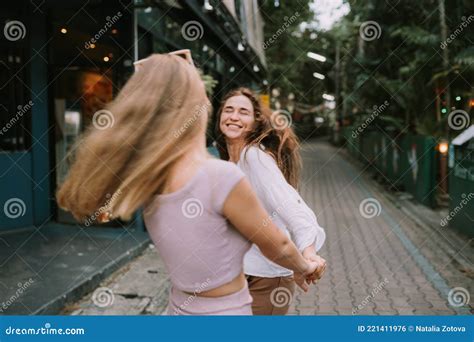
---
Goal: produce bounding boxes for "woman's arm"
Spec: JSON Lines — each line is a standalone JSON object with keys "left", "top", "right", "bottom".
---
{"left": 239, "top": 146, "right": 326, "bottom": 253}
{"left": 223, "top": 178, "right": 318, "bottom": 291}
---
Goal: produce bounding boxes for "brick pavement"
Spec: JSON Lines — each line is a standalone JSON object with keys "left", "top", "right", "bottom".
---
{"left": 289, "top": 140, "right": 473, "bottom": 315}
{"left": 68, "top": 140, "right": 473, "bottom": 316}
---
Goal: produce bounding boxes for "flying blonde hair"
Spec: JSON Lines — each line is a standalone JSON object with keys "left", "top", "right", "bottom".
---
{"left": 57, "top": 53, "right": 209, "bottom": 223}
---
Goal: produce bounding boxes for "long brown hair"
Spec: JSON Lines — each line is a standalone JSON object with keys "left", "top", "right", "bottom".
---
{"left": 214, "top": 87, "right": 301, "bottom": 188}
{"left": 57, "top": 53, "right": 209, "bottom": 222}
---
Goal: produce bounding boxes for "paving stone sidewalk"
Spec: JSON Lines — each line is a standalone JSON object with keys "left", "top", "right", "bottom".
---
{"left": 289, "top": 140, "right": 473, "bottom": 315}
{"left": 67, "top": 140, "right": 473, "bottom": 316}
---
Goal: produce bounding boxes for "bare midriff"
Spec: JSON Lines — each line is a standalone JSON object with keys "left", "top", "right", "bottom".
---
{"left": 184, "top": 272, "right": 246, "bottom": 298}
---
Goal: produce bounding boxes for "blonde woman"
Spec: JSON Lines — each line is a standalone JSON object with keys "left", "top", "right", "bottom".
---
{"left": 215, "top": 88, "right": 327, "bottom": 315}
{"left": 57, "top": 52, "right": 323, "bottom": 315}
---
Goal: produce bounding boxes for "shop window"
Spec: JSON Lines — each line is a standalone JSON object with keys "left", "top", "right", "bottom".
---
{"left": 48, "top": 5, "right": 132, "bottom": 225}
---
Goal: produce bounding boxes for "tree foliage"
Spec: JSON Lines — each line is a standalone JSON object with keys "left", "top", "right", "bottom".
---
{"left": 261, "top": 0, "right": 473, "bottom": 137}
{"left": 327, "top": 0, "right": 473, "bottom": 137}
{"left": 259, "top": 0, "right": 322, "bottom": 104}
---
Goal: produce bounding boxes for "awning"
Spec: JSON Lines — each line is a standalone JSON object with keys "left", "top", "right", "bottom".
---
{"left": 452, "top": 125, "right": 474, "bottom": 146}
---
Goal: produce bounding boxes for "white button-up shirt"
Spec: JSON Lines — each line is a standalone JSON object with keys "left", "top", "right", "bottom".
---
{"left": 238, "top": 145, "right": 326, "bottom": 277}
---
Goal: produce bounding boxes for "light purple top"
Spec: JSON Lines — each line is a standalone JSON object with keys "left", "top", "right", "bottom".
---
{"left": 143, "top": 158, "right": 251, "bottom": 293}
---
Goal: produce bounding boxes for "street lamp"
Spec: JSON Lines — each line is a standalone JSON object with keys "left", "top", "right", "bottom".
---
{"left": 438, "top": 139, "right": 449, "bottom": 196}
{"left": 438, "top": 141, "right": 449, "bottom": 154}
{"left": 313, "top": 72, "right": 325, "bottom": 80}
{"left": 307, "top": 52, "right": 327, "bottom": 62}
{"left": 322, "top": 93, "right": 335, "bottom": 101}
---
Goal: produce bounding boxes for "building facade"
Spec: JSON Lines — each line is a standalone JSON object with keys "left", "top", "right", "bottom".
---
{"left": 0, "top": 0, "right": 267, "bottom": 231}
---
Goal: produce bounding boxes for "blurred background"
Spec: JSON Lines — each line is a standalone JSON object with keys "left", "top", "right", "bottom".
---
{"left": 0, "top": 0, "right": 472, "bottom": 315}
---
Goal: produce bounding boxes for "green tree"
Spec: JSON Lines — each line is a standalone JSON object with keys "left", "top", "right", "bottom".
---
{"left": 326, "top": 0, "right": 473, "bottom": 137}
{"left": 259, "top": 0, "right": 319, "bottom": 104}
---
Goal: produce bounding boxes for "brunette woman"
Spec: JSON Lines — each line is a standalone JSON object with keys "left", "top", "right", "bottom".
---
{"left": 215, "top": 87, "right": 327, "bottom": 315}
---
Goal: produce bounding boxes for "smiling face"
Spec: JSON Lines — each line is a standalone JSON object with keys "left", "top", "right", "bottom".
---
{"left": 219, "top": 95, "right": 256, "bottom": 143}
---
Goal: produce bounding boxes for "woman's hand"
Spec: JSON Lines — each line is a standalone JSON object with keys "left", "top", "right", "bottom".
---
{"left": 302, "top": 250, "right": 327, "bottom": 284}
{"left": 294, "top": 259, "right": 320, "bottom": 292}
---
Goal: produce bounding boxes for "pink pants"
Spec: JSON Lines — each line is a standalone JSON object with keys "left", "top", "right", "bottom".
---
{"left": 167, "top": 283, "right": 253, "bottom": 315}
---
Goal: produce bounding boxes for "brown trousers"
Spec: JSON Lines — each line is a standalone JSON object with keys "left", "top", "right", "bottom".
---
{"left": 246, "top": 275, "right": 296, "bottom": 315}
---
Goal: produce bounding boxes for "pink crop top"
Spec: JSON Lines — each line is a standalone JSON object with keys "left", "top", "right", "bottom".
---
{"left": 143, "top": 158, "right": 251, "bottom": 293}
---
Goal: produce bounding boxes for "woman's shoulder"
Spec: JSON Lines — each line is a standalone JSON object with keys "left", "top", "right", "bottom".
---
{"left": 205, "top": 157, "right": 244, "bottom": 176}
{"left": 240, "top": 144, "right": 276, "bottom": 166}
